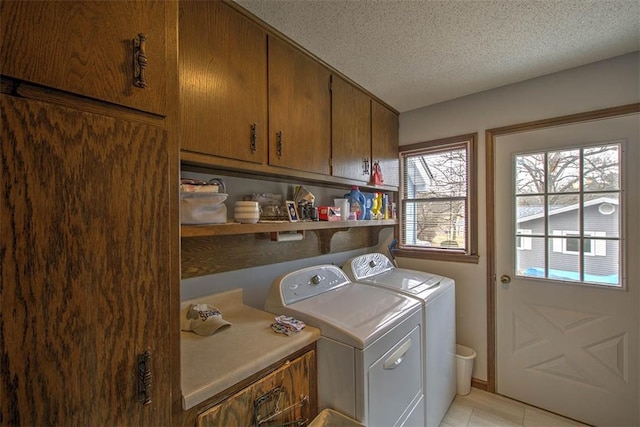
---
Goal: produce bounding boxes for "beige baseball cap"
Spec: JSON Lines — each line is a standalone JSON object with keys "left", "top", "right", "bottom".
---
{"left": 181, "top": 303, "right": 231, "bottom": 336}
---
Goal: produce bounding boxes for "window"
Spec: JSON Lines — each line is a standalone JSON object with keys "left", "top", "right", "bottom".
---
{"left": 397, "top": 133, "right": 478, "bottom": 263}
{"left": 551, "top": 230, "right": 607, "bottom": 256}
{"left": 517, "top": 229, "right": 532, "bottom": 250}
{"left": 515, "top": 142, "right": 621, "bottom": 286}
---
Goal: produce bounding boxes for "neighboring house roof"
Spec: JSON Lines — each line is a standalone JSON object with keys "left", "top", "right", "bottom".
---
{"left": 405, "top": 157, "right": 434, "bottom": 190}
{"left": 517, "top": 197, "right": 618, "bottom": 223}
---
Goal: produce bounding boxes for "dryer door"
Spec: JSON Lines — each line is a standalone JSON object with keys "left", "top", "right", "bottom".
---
{"left": 368, "top": 324, "right": 423, "bottom": 426}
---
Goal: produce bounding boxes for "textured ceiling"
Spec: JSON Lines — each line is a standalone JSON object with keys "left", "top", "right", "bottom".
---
{"left": 234, "top": 0, "right": 640, "bottom": 112}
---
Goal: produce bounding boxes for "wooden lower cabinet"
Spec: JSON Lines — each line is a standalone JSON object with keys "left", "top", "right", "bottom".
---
{"left": 0, "top": 93, "right": 172, "bottom": 426}
{"left": 197, "top": 350, "right": 316, "bottom": 427}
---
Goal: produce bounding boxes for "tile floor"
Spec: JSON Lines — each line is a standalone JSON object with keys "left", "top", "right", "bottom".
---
{"left": 441, "top": 389, "right": 590, "bottom": 427}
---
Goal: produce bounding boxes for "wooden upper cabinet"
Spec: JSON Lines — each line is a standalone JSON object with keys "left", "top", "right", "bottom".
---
{"left": 179, "top": 1, "right": 268, "bottom": 164}
{"left": 331, "top": 75, "right": 372, "bottom": 182}
{"left": 268, "top": 36, "right": 331, "bottom": 175}
{"left": 372, "top": 100, "right": 400, "bottom": 188}
{"left": 0, "top": 1, "right": 167, "bottom": 115}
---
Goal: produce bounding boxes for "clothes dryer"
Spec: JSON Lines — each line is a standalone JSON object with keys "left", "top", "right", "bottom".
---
{"left": 343, "top": 253, "right": 456, "bottom": 427}
{"left": 265, "top": 265, "right": 424, "bottom": 427}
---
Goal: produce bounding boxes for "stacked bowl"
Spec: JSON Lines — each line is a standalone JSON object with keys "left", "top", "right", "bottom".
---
{"left": 234, "top": 201, "right": 261, "bottom": 224}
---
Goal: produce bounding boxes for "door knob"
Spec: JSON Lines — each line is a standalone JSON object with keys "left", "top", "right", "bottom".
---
{"left": 500, "top": 274, "right": 511, "bottom": 284}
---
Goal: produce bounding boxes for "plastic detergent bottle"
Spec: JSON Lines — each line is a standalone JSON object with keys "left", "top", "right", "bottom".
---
{"left": 372, "top": 193, "right": 382, "bottom": 219}
{"left": 346, "top": 186, "right": 366, "bottom": 220}
{"left": 382, "top": 194, "right": 389, "bottom": 219}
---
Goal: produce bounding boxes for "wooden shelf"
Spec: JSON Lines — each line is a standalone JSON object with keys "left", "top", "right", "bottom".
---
{"left": 181, "top": 219, "right": 397, "bottom": 238}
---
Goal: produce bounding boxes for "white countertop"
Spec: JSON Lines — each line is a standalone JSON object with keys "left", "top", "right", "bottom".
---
{"left": 180, "top": 288, "right": 321, "bottom": 410}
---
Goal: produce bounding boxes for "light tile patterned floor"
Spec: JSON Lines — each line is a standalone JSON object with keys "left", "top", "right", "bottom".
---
{"left": 441, "top": 389, "right": 590, "bottom": 427}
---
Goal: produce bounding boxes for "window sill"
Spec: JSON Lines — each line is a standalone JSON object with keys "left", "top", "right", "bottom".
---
{"left": 395, "top": 248, "right": 480, "bottom": 264}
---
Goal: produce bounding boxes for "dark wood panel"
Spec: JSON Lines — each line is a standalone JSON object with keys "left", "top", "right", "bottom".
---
{"left": 372, "top": 100, "right": 400, "bottom": 187}
{"left": 179, "top": 1, "right": 268, "bottom": 164}
{"left": 268, "top": 36, "right": 331, "bottom": 175}
{"left": 331, "top": 75, "right": 372, "bottom": 182}
{"left": 0, "top": 1, "right": 167, "bottom": 115}
{"left": 181, "top": 226, "right": 390, "bottom": 278}
{"left": 0, "top": 94, "right": 171, "bottom": 425}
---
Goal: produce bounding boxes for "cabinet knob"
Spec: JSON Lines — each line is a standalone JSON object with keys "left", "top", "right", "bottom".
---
{"left": 133, "top": 33, "right": 148, "bottom": 89}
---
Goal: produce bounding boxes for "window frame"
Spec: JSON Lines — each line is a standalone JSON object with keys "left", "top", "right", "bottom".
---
{"left": 396, "top": 133, "right": 479, "bottom": 263}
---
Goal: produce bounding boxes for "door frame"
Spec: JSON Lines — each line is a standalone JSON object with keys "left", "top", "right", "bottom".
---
{"left": 484, "top": 102, "right": 640, "bottom": 393}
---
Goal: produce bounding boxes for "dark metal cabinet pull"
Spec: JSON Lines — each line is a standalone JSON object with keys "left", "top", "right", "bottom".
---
{"left": 138, "top": 350, "right": 152, "bottom": 405}
{"left": 363, "top": 158, "right": 370, "bottom": 175}
{"left": 133, "top": 33, "right": 148, "bottom": 89}
{"left": 250, "top": 123, "right": 258, "bottom": 152}
{"left": 276, "top": 131, "right": 283, "bottom": 158}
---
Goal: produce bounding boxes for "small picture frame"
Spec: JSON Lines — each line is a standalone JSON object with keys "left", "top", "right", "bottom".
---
{"left": 286, "top": 200, "right": 299, "bottom": 222}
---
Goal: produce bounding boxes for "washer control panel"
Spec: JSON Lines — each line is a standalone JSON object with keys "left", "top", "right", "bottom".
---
{"left": 280, "top": 265, "right": 350, "bottom": 305}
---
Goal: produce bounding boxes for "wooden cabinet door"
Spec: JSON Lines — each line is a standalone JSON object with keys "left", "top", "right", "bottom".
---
{"left": 0, "top": 95, "right": 171, "bottom": 426}
{"left": 372, "top": 100, "right": 400, "bottom": 187}
{"left": 0, "top": 1, "right": 167, "bottom": 115}
{"left": 197, "top": 350, "right": 316, "bottom": 426}
{"left": 180, "top": 1, "right": 268, "bottom": 164}
{"left": 331, "top": 75, "right": 372, "bottom": 182}
{"left": 268, "top": 36, "right": 331, "bottom": 175}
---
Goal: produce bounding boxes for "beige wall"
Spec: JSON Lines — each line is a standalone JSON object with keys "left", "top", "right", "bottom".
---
{"left": 397, "top": 52, "right": 640, "bottom": 381}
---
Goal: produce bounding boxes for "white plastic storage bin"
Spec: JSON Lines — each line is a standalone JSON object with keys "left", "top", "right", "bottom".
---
{"left": 179, "top": 192, "right": 228, "bottom": 224}
{"left": 309, "top": 409, "right": 364, "bottom": 427}
{"left": 455, "top": 344, "right": 476, "bottom": 395}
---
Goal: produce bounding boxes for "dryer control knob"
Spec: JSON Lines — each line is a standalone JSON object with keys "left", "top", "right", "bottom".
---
{"left": 310, "top": 275, "right": 322, "bottom": 285}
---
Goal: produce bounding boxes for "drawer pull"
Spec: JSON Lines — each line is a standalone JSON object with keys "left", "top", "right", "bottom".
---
{"left": 137, "top": 350, "right": 152, "bottom": 405}
{"left": 133, "top": 33, "right": 148, "bottom": 89}
{"left": 276, "top": 131, "right": 283, "bottom": 158}
{"left": 362, "top": 158, "right": 370, "bottom": 175}
{"left": 384, "top": 339, "right": 412, "bottom": 370}
{"left": 255, "top": 386, "right": 308, "bottom": 426}
{"left": 250, "top": 123, "right": 258, "bottom": 152}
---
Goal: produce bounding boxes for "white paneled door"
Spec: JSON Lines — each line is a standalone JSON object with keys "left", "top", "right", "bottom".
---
{"left": 495, "top": 113, "right": 639, "bottom": 426}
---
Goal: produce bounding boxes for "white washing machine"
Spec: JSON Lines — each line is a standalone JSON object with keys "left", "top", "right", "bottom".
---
{"left": 265, "top": 265, "right": 424, "bottom": 427}
{"left": 343, "top": 253, "right": 456, "bottom": 427}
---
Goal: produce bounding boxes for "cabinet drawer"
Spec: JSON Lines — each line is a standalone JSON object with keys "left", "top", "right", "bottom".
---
{"left": 197, "top": 350, "right": 316, "bottom": 427}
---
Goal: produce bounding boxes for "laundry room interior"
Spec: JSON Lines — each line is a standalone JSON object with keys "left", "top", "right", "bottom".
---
{"left": 2, "top": 1, "right": 638, "bottom": 426}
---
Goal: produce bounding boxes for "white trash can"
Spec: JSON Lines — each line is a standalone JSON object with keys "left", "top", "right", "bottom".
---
{"left": 455, "top": 344, "right": 477, "bottom": 395}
